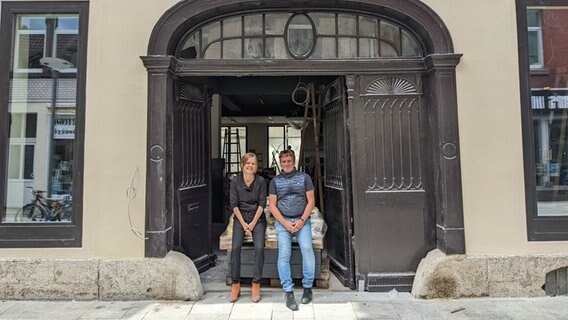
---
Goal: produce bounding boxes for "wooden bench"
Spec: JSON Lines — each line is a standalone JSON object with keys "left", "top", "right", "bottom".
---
{"left": 225, "top": 247, "right": 330, "bottom": 288}
{"left": 220, "top": 231, "right": 329, "bottom": 288}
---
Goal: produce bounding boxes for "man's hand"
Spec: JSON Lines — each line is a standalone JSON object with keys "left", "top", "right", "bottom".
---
{"left": 283, "top": 220, "right": 296, "bottom": 233}
{"left": 291, "top": 219, "right": 305, "bottom": 233}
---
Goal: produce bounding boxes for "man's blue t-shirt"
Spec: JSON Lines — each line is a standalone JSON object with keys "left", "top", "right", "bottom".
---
{"left": 269, "top": 170, "right": 314, "bottom": 218}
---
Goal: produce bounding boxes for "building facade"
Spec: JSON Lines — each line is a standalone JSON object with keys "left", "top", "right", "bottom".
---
{"left": 0, "top": 0, "right": 567, "bottom": 300}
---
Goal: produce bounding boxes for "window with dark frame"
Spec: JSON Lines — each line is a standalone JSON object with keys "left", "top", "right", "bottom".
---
{"left": 0, "top": 2, "right": 87, "bottom": 247}
{"left": 177, "top": 11, "right": 423, "bottom": 60}
{"left": 267, "top": 125, "right": 301, "bottom": 171}
{"left": 518, "top": 0, "right": 568, "bottom": 241}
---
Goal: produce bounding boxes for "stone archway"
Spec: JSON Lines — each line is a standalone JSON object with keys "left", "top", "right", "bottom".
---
{"left": 141, "top": 0, "right": 464, "bottom": 260}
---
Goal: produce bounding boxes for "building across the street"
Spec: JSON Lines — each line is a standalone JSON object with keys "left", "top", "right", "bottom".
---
{"left": 0, "top": 0, "right": 567, "bottom": 300}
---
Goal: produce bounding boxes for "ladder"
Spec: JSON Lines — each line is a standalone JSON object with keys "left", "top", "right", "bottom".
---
{"left": 297, "top": 83, "right": 324, "bottom": 215}
{"left": 222, "top": 127, "right": 243, "bottom": 175}
{"left": 270, "top": 149, "right": 280, "bottom": 174}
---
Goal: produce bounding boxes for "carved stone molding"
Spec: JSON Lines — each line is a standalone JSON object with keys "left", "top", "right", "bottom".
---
{"left": 424, "top": 54, "right": 463, "bottom": 71}
{"left": 140, "top": 55, "right": 179, "bottom": 73}
{"left": 178, "top": 83, "right": 205, "bottom": 102}
{"left": 442, "top": 142, "right": 457, "bottom": 160}
{"left": 366, "top": 77, "right": 418, "bottom": 95}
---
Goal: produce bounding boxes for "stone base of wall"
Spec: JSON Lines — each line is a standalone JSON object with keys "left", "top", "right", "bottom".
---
{"left": 0, "top": 251, "right": 203, "bottom": 301}
{"left": 412, "top": 249, "right": 568, "bottom": 298}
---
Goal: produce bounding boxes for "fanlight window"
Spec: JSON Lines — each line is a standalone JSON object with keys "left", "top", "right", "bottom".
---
{"left": 178, "top": 12, "right": 423, "bottom": 59}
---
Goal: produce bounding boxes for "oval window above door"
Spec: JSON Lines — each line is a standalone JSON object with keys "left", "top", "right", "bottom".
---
{"left": 285, "top": 14, "right": 315, "bottom": 59}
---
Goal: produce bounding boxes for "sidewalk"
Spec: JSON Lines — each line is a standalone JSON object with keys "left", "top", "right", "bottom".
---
{"left": 1, "top": 288, "right": 567, "bottom": 320}
{"left": 2, "top": 251, "right": 567, "bottom": 320}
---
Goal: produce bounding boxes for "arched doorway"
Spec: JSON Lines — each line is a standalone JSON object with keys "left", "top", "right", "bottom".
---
{"left": 142, "top": 0, "right": 464, "bottom": 291}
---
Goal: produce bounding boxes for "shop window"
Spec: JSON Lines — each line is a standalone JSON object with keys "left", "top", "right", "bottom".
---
{"left": 518, "top": 1, "right": 568, "bottom": 240}
{"left": 0, "top": 2, "right": 88, "bottom": 247}
{"left": 177, "top": 11, "right": 423, "bottom": 60}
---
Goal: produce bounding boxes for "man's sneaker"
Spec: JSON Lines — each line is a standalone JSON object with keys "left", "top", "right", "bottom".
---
{"left": 285, "top": 291, "right": 298, "bottom": 311}
{"left": 301, "top": 288, "right": 313, "bottom": 304}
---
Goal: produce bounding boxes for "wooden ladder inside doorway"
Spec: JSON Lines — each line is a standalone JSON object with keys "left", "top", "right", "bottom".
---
{"left": 222, "top": 127, "right": 243, "bottom": 175}
{"left": 298, "top": 83, "right": 325, "bottom": 215}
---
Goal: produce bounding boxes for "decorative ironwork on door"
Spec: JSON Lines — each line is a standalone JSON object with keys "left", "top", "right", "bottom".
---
{"left": 176, "top": 83, "right": 207, "bottom": 188}
{"left": 324, "top": 81, "right": 344, "bottom": 190}
{"left": 361, "top": 77, "right": 422, "bottom": 191}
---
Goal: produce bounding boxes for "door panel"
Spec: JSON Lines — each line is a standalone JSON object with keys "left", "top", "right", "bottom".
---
{"left": 322, "top": 77, "right": 356, "bottom": 289}
{"left": 360, "top": 191, "right": 426, "bottom": 272}
{"left": 349, "top": 75, "right": 434, "bottom": 291}
{"left": 173, "top": 82, "right": 214, "bottom": 272}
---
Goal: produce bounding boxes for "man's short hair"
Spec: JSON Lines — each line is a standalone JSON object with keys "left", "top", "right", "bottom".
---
{"left": 279, "top": 149, "right": 296, "bottom": 161}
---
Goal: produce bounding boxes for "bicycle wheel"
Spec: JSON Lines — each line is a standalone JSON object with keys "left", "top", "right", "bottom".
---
{"left": 55, "top": 205, "right": 72, "bottom": 221}
{"left": 15, "top": 204, "right": 47, "bottom": 222}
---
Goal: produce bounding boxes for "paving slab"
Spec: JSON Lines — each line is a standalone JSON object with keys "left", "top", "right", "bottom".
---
{"left": 313, "top": 302, "right": 355, "bottom": 320}
{"left": 352, "top": 301, "right": 400, "bottom": 320}
{"left": 189, "top": 292, "right": 234, "bottom": 316}
{"left": 0, "top": 301, "right": 16, "bottom": 317}
{"left": 229, "top": 301, "right": 273, "bottom": 320}
{"left": 80, "top": 301, "right": 140, "bottom": 319}
{"left": 269, "top": 311, "right": 293, "bottom": 320}
{"left": 142, "top": 302, "right": 193, "bottom": 320}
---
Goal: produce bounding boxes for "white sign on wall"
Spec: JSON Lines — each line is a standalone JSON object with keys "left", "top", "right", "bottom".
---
{"left": 54, "top": 116, "right": 75, "bottom": 139}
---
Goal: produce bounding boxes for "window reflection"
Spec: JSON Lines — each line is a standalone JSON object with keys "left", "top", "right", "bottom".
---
{"left": 3, "top": 14, "right": 78, "bottom": 223}
{"left": 529, "top": 8, "right": 568, "bottom": 216}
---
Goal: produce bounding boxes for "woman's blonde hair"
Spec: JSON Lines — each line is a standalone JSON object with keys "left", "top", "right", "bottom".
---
{"left": 240, "top": 152, "right": 258, "bottom": 173}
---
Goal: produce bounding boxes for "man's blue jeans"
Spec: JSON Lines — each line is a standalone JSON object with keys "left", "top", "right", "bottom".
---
{"left": 274, "top": 217, "right": 315, "bottom": 292}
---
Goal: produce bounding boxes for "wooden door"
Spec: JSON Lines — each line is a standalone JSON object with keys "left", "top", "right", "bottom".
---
{"left": 349, "top": 75, "right": 434, "bottom": 291}
{"left": 173, "top": 82, "right": 214, "bottom": 272}
{"left": 322, "top": 77, "right": 356, "bottom": 289}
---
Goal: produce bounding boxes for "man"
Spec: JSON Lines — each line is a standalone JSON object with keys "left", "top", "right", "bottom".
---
{"left": 268, "top": 149, "right": 315, "bottom": 311}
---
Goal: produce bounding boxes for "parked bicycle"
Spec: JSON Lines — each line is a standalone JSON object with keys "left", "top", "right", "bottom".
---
{"left": 14, "top": 187, "right": 72, "bottom": 222}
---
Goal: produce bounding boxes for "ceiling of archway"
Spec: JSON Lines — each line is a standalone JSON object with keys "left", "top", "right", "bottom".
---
{"left": 186, "top": 75, "right": 337, "bottom": 117}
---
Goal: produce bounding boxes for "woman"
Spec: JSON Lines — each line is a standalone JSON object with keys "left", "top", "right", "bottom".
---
{"left": 229, "top": 153, "right": 267, "bottom": 303}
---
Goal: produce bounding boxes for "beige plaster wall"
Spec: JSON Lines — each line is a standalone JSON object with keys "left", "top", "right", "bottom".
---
{"left": 425, "top": 0, "right": 568, "bottom": 255}
{"left": 1, "top": 0, "right": 568, "bottom": 259}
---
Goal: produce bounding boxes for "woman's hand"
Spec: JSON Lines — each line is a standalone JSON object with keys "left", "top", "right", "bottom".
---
{"left": 241, "top": 221, "right": 251, "bottom": 232}
{"left": 247, "top": 221, "right": 257, "bottom": 232}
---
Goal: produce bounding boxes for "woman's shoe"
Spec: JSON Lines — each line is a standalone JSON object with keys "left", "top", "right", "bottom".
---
{"left": 229, "top": 283, "right": 241, "bottom": 302}
{"left": 251, "top": 282, "right": 261, "bottom": 303}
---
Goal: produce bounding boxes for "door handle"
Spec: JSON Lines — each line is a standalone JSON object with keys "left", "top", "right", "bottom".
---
{"left": 187, "top": 202, "right": 199, "bottom": 212}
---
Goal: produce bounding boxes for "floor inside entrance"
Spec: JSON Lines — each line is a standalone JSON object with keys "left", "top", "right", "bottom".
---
{"left": 200, "top": 251, "right": 350, "bottom": 292}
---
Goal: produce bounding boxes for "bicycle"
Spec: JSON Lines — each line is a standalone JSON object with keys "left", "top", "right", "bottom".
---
{"left": 14, "top": 187, "right": 72, "bottom": 222}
